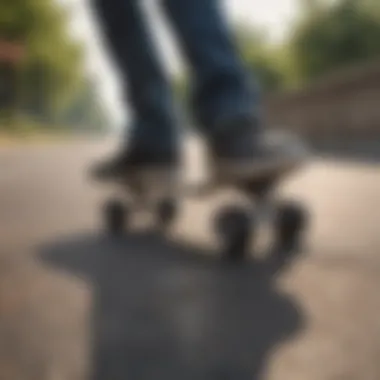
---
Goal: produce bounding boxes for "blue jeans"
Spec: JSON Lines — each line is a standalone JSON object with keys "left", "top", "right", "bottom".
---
{"left": 93, "top": 0, "right": 260, "bottom": 147}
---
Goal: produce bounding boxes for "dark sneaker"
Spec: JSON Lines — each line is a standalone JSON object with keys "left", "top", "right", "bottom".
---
{"left": 91, "top": 141, "right": 179, "bottom": 182}
{"left": 207, "top": 123, "right": 309, "bottom": 183}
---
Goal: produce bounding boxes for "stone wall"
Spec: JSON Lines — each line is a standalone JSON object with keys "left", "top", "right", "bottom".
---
{"left": 263, "top": 59, "right": 380, "bottom": 141}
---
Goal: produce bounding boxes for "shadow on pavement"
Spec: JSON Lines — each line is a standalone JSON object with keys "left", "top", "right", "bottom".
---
{"left": 39, "top": 230, "right": 305, "bottom": 380}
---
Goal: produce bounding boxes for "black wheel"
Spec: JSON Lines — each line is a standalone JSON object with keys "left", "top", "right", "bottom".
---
{"left": 156, "top": 198, "right": 178, "bottom": 230}
{"left": 103, "top": 199, "right": 127, "bottom": 235}
{"left": 274, "top": 201, "right": 308, "bottom": 252}
{"left": 214, "top": 206, "right": 253, "bottom": 261}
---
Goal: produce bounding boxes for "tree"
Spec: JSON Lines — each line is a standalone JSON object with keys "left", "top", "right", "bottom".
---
{"left": 290, "top": 0, "right": 380, "bottom": 82}
{"left": 0, "top": 0, "right": 84, "bottom": 124}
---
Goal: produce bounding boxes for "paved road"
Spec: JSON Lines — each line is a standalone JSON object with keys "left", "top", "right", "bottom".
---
{"left": 0, "top": 138, "right": 380, "bottom": 380}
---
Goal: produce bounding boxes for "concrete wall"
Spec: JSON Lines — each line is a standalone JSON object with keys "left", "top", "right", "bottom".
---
{"left": 263, "top": 59, "right": 380, "bottom": 141}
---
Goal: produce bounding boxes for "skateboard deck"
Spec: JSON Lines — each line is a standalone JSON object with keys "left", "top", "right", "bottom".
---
{"left": 94, "top": 155, "right": 307, "bottom": 203}
{"left": 94, "top": 129, "right": 310, "bottom": 201}
{"left": 184, "top": 160, "right": 305, "bottom": 198}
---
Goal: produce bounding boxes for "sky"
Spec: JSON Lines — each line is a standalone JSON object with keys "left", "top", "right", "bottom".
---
{"left": 57, "top": 0, "right": 300, "bottom": 125}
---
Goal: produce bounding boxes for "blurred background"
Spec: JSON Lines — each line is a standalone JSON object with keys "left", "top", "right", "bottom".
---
{"left": 1, "top": 1, "right": 380, "bottom": 380}
{"left": 1, "top": 0, "right": 380, "bottom": 141}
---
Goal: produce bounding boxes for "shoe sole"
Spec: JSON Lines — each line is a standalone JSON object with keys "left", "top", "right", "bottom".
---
{"left": 212, "top": 155, "right": 307, "bottom": 184}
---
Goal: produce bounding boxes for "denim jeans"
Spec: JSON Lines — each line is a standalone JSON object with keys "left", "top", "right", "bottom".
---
{"left": 93, "top": 0, "right": 260, "bottom": 147}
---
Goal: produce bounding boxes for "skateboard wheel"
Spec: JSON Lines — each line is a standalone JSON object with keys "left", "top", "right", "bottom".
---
{"left": 214, "top": 206, "right": 252, "bottom": 261}
{"left": 275, "top": 201, "right": 308, "bottom": 251}
{"left": 104, "top": 199, "right": 127, "bottom": 235}
{"left": 156, "top": 198, "right": 177, "bottom": 229}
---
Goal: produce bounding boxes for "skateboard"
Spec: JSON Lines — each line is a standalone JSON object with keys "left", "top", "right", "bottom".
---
{"left": 95, "top": 152, "right": 310, "bottom": 262}
{"left": 95, "top": 127, "right": 311, "bottom": 261}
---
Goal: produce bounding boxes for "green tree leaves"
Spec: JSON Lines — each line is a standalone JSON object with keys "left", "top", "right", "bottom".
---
{"left": 290, "top": 0, "right": 380, "bottom": 82}
{"left": 0, "top": 0, "right": 110, "bottom": 130}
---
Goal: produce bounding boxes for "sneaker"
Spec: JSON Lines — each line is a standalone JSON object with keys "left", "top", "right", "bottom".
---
{"left": 207, "top": 122, "right": 309, "bottom": 183}
{"left": 91, "top": 140, "right": 179, "bottom": 182}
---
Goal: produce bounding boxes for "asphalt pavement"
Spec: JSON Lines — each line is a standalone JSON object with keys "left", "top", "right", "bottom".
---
{"left": 0, "top": 137, "right": 379, "bottom": 380}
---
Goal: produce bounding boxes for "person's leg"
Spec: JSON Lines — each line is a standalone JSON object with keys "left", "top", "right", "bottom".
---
{"left": 163, "top": 0, "right": 306, "bottom": 180}
{"left": 163, "top": 0, "right": 258, "bottom": 135}
{"left": 91, "top": 0, "right": 179, "bottom": 178}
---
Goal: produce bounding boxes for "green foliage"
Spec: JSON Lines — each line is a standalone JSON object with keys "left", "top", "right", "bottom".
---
{"left": 0, "top": 1, "right": 82, "bottom": 114}
{"left": 25, "top": 1, "right": 83, "bottom": 113}
{"left": 0, "top": 0, "right": 110, "bottom": 132}
{"left": 290, "top": 0, "right": 380, "bottom": 82}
